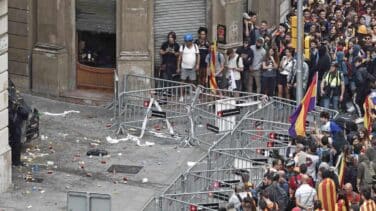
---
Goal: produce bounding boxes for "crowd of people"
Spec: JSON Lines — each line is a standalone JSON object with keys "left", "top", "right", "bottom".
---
{"left": 221, "top": 110, "right": 376, "bottom": 211}
{"left": 158, "top": 0, "right": 376, "bottom": 210}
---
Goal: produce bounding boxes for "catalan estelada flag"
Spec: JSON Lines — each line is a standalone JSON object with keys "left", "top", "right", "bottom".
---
{"left": 209, "top": 42, "right": 218, "bottom": 93}
{"left": 318, "top": 178, "right": 337, "bottom": 211}
{"left": 360, "top": 200, "right": 376, "bottom": 211}
{"left": 288, "top": 72, "right": 318, "bottom": 138}
{"left": 363, "top": 92, "right": 376, "bottom": 132}
{"left": 336, "top": 153, "right": 346, "bottom": 188}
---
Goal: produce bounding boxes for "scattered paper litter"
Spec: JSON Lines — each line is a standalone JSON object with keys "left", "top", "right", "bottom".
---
{"left": 142, "top": 178, "right": 148, "bottom": 183}
{"left": 42, "top": 110, "right": 80, "bottom": 117}
{"left": 27, "top": 205, "right": 32, "bottom": 209}
{"left": 187, "top": 162, "right": 197, "bottom": 167}
{"left": 106, "top": 135, "right": 155, "bottom": 147}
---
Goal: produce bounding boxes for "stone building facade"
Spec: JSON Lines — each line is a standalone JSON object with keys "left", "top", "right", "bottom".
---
{"left": 0, "top": 0, "right": 11, "bottom": 193}
{"left": 7, "top": 0, "right": 289, "bottom": 97}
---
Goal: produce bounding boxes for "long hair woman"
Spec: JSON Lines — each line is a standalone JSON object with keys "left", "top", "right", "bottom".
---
{"left": 262, "top": 47, "right": 279, "bottom": 96}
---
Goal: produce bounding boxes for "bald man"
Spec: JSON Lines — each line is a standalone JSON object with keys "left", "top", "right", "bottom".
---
{"left": 344, "top": 183, "right": 360, "bottom": 207}
{"left": 295, "top": 175, "right": 317, "bottom": 210}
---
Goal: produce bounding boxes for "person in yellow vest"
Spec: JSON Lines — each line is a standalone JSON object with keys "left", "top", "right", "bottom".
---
{"left": 320, "top": 62, "right": 345, "bottom": 110}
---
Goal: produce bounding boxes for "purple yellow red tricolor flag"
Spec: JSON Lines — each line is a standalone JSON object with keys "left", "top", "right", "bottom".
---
{"left": 318, "top": 178, "right": 337, "bottom": 211}
{"left": 288, "top": 72, "right": 318, "bottom": 138}
{"left": 363, "top": 92, "right": 376, "bottom": 132}
{"left": 209, "top": 42, "right": 218, "bottom": 93}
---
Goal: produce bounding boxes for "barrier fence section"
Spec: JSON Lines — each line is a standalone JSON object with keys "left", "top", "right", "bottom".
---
{"left": 116, "top": 74, "right": 266, "bottom": 147}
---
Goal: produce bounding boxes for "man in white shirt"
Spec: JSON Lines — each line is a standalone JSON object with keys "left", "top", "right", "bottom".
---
{"left": 177, "top": 34, "right": 200, "bottom": 102}
{"left": 295, "top": 175, "right": 317, "bottom": 210}
{"left": 177, "top": 33, "right": 200, "bottom": 83}
{"left": 226, "top": 48, "right": 244, "bottom": 95}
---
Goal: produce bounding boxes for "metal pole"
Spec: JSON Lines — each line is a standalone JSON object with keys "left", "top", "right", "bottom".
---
{"left": 296, "top": 0, "right": 304, "bottom": 103}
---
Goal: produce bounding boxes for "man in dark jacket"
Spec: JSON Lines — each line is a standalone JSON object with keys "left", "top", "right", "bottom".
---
{"left": 317, "top": 45, "right": 331, "bottom": 103}
{"left": 236, "top": 40, "right": 254, "bottom": 91}
{"left": 263, "top": 172, "right": 289, "bottom": 211}
{"left": 353, "top": 56, "right": 376, "bottom": 118}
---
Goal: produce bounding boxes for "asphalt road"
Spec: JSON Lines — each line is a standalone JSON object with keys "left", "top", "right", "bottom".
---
{"left": 0, "top": 94, "right": 204, "bottom": 211}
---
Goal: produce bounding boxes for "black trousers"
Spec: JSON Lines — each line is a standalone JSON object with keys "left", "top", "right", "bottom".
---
{"left": 9, "top": 122, "right": 22, "bottom": 165}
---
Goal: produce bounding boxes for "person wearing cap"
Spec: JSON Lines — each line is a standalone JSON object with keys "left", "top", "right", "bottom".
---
{"left": 177, "top": 34, "right": 199, "bottom": 101}
{"left": 248, "top": 37, "right": 266, "bottom": 93}
{"left": 320, "top": 61, "right": 345, "bottom": 110}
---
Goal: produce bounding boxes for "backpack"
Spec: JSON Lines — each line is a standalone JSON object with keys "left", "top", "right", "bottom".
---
{"left": 362, "top": 161, "right": 375, "bottom": 187}
{"left": 182, "top": 43, "right": 198, "bottom": 52}
{"left": 207, "top": 52, "right": 222, "bottom": 65}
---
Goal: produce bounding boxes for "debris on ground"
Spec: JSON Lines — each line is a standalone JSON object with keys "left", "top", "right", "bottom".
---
{"left": 187, "top": 162, "right": 197, "bottom": 167}
{"left": 142, "top": 178, "right": 148, "bottom": 183}
{"left": 42, "top": 110, "right": 80, "bottom": 117}
{"left": 86, "top": 149, "right": 108, "bottom": 156}
{"left": 106, "top": 135, "right": 155, "bottom": 147}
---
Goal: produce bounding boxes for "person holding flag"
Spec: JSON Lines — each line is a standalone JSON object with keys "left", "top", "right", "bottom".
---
{"left": 289, "top": 72, "right": 318, "bottom": 138}
{"left": 205, "top": 42, "right": 225, "bottom": 93}
{"left": 363, "top": 79, "right": 376, "bottom": 133}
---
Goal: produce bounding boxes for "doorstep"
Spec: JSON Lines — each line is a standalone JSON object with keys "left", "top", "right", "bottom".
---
{"left": 60, "top": 89, "right": 113, "bottom": 106}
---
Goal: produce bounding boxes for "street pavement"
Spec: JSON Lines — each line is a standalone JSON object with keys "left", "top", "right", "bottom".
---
{"left": 0, "top": 94, "right": 205, "bottom": 211}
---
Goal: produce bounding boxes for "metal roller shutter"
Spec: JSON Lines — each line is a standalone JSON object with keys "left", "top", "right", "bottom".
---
{"left": 154, "top": 0, "right": 207, "bottom": 67}
{"left": 76, "top": 0, "right": 116, "bottom": 33}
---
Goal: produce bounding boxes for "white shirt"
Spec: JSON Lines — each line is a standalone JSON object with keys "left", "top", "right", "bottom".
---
{"left": 305, "top": 154, "right": 319, "bottom": 181}
{"left": 180, "top": 44, "right": 199, "bottom": 69}
{"left": 281, "top": 56, "right": 296, "bottom": 76}
{"left": 226, "top": 54, "right": 243, "bottom": 80}
{"left": 295, "top": 184, "right": 317, "bottom": 210}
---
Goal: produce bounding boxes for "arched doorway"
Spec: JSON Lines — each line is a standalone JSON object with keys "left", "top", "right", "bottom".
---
{"left": 75, "top": 0, "right": 116, "bottom": 91}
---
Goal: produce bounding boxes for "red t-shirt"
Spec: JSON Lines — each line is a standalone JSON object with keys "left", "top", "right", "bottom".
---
{"left": 288, "top": 174, "right": 314, "bottom": 191}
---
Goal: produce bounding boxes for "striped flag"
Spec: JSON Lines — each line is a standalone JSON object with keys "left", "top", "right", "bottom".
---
{"left": 209, "top": 42, "right": 218, "bottom": 93}
{"left": 336, "top": 153, "right": 346, "bottom": 188}
{"left": 289, "top": 72, "right": 318, "bottom": 138}
{"left": 360, "top": 200, "right": 376, "bottom": 211}
{"left": 318, "top": 178, "right": 337, "bottom": 211}
{"left": 363, "top": 92, "right": 376, "bottom": 132}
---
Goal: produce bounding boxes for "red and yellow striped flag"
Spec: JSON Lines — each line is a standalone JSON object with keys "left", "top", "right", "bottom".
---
{"left": 209, "top": 42, "right": 218, "bottom": 93}
{"left": 363, "top": 93, "right": 376, "bottom": 132}
{"left": 337, "top": 153, "right": 346, "bottom": 188}
{"left": 360, "top": 200, "right": 376, "bottom": 211}
{"left": 318, "top": 178, "right": 337, "bottom": 211}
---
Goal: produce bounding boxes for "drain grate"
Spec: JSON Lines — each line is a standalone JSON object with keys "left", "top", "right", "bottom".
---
{"left": 107, "top": 165, "right": 143, "bottom": 174}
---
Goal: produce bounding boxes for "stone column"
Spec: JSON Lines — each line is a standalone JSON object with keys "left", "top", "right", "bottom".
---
{"left": 31, "top": 0, "right": 75, "bottom": 96}
{"left": 116, "top": 0, "right": 153, "bottom": 89}
{"left": 249, "top": 0, "right": 280, "bottom": 26}
{"left": 210, "top": 0, "right": 244, "bottom": 51}
{"left": 0, "top": 0, "right": 11, "bottom": 193}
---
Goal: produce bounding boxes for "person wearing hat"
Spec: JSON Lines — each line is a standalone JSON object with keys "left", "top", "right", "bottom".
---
{"left": 320, "top": 61, "right": 345, "bottom": 110}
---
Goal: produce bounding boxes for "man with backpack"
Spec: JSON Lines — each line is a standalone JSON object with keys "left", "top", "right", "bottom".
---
{"left": 320, "top": 61, "right": 345, "bottom": 110}
{"left": 357, "top": 154, "right": 375, "bottom": 191}
{"left": 247, "top": 37, "right": 266, "bottom": 93}
{"left": 177, "top": 33, "right": 200, "bottom": 101}
{"left": 263, "top": 172, "right": 289, "bottom": 211}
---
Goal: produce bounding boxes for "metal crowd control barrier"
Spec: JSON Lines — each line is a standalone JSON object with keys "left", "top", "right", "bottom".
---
{"left": 115, "top": 74, "right": 267, "bottom": 147}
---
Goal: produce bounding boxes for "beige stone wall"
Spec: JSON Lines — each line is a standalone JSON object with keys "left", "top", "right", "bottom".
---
{"left": 117, "top": 0, "right": 153, "bottom": 90}
{"left": 8, "top": 0, "right": 33, "bottom": 90}
{"left": 0, "top": 0, "right": 12, "bottom": 193}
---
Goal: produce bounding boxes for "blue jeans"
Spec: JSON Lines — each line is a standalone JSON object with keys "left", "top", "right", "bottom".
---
{"left": 321, "top": 96, "right": 339, "bottom": 110}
